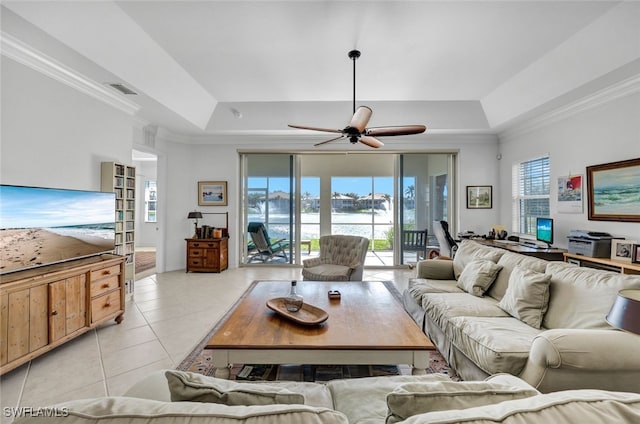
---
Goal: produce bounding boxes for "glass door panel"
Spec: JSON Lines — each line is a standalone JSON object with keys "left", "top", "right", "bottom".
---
{"left": 242, "top": 154, "right": 294, "bottom": 264}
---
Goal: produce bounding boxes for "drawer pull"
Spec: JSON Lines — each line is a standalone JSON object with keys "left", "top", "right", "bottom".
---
{"left": 51, "top": 310, "right": 58, "bottom": 316}
{"left": 102, "top": 283, "right": 110, "bottom": 289}
{"left": 102, "top": 270, "right": 111, "bottom": 275}
{"left": 104, "top": 303, "right": 111, "bottom": 308}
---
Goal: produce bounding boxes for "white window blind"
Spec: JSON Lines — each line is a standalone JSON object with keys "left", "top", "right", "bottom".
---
{"left": 512, "top": 156, "right": 550, "bottom": 235}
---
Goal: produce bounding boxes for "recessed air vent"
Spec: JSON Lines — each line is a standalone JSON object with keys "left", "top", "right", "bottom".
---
{"left": 108, "top": 83, "right": 138, "bottom": 95}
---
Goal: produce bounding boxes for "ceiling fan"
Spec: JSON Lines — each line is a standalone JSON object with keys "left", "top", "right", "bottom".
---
{"left": 288, "top": 50, "right": 426, "bottom": 148}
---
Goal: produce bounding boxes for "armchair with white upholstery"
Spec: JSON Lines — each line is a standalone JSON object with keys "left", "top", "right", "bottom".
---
{"left": 302, "top": 235, "right": 369, "bottom": 281}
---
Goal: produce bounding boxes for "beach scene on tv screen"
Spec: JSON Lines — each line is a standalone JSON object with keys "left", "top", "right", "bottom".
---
{"left": 0, "top": 185, "right": 115, "bottom": 274}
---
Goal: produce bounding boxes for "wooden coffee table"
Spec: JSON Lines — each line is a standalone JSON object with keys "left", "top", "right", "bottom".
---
{"left": 206, "top": 280, "right": 435, "bottom": 379}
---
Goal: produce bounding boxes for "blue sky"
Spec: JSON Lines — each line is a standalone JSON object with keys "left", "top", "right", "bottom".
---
{"left": 0, "top": 185, "right": 115, "bottom": 229}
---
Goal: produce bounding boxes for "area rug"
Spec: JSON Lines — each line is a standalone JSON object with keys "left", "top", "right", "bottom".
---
{"left": 135, "top": 251, "right": 156, "bottom": 274}
{"left": 177, "top": 280, "right": 460, "bottom": 382}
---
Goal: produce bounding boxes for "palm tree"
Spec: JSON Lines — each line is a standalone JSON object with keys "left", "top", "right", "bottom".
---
{"left": 405, "top": 185, "right": 415, "bottom": 200}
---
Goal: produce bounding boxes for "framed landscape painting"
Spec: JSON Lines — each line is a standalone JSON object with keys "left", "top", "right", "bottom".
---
{"left": 587, "top": 158, "right": 640, "bottom": 222}
{"left": 466, "top": 185, "right": 492, "bottom": 209}
{"left": 198, "top": 181, "right": 227, "bottom": 206}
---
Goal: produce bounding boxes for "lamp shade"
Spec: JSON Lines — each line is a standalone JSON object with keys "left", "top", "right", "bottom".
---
{"left": 606, "top": 289, "right": 640, "bottom": 335}
{"left": 187, "top": 211, "right": 203, "bottom": 219}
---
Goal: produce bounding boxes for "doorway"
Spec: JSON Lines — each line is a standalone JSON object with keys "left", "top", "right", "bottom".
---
{"left": 133, "top": 149, "right": 158, "bottom": 277}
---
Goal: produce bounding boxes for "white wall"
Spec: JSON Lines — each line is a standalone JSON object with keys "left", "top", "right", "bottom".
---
{"left": 497, "top": 92, "right": 640, "bottom": 248}
{"left": 1, "top": 58, "right": 134, "bottom": 190}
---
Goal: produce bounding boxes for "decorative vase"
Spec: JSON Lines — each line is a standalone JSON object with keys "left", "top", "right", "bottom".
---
{"left": 284, "top": 281, "right": 303, "bottom": 312}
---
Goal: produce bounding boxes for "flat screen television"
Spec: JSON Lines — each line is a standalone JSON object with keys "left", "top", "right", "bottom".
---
{"left": 535, "top": 217, "right": 554, "bottom": 247}
{"left": 0, "top": 184, "right": 116, "bottom": 275}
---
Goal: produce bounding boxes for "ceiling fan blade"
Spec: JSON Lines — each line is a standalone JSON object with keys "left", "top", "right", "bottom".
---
{"left": 314, "top": 135, "right": 345, "bottom": 147}
{"left": 347, "top": 106, "right": 373, "bottom": 133}
{"left": 365, "top": 125, "right": 427, "bottom": 137}
{"left": 359, "top": 136, "right": 384, "bottom": 149}
{"left": 288, "top": 124, "right": 343, "bottom": 134}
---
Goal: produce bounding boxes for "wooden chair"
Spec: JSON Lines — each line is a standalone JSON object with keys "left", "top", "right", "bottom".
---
{"left": 402, "top": 229, "right": 429, "bottom": 261}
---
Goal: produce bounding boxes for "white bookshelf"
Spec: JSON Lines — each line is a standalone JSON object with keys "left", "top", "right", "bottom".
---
{"left": 102, "top": 162, "right": 136, "bottom": 296}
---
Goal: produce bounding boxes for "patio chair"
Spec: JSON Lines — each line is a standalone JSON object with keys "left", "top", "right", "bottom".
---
{"left": 302, "top": 235, "right": 369, "bottom": 281}
{"left": 402, "top": 229, "right": 429, "bottom": 261}
{"left": 432, "top": 220, "right": 458, "bottom": 258}
{"left": 247, "top": 222, "right": 290, "bottom": 262}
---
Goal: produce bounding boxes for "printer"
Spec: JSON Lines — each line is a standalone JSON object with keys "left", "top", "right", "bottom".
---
{"left": 567, "top": 230, "right": 616, "bottom": 258}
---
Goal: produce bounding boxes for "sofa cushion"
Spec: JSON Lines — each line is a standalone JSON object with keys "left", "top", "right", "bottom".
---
{"left": 399, "top": 389, "right": 640, "bottom": 424}
{"left": 12, "top": 397, "right": 349, "bottom": 424}
{"left": 302, "top": 264, "right": 351, "bottom": 281}
{"left": 165, "top": 370, "right": 305, "bottom": 405}
{"left": 448, "top": 316, "right": 543, "bottom": 375}
{"left": 456, "top": 260, "right": 503, "bottom": 297}
{"left": 487, "top": 252, "right": 548, "bottom": 301}
{"left": 385, "top": 377, "right": 539, "bottom": 423}
{"left": 416, "top": 259, "right": 455, "bottom": 280}
{"left": 453, "top": 241, "right": 505, "bottom": 279}
{"left": 544, "top": 262, "right": 640, "bottom": 329}
{"left": 408, "top": 278, "right": 463, "bottom": 301}
{"left": 327, "top": 374, "right": 451, "bottom": 424}
{"left": 421, "top": 294, "right": 509, "bottom": 337}
{"left": 497, "top": 266, "right": 551, "bottom": 329}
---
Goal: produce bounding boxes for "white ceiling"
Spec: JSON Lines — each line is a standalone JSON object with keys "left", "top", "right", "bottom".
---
{"left": 2, "top": 1, "right": 639, "bottom": 140}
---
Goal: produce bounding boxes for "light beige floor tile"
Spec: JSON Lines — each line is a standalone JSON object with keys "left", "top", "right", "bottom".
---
{"left": 97, "top": 323, "right": 159, "bottom": 354}
{"left": 20, "top": 381, "right": 106, "bottom": 407}
{"left": 106, "top": 358, "right": 174, "bottom": 396}
{"left": 102, "top": 339, "right": 170, "bottom": 378}
{"left": 0, "top": 364, "right": 28, "bottom": 423}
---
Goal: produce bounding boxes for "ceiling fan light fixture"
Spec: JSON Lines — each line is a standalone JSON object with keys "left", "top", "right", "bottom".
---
{"left": 288, "top": 49, "right": 426, "bottom": 148}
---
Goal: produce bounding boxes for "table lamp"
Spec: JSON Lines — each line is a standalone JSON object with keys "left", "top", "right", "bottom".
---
{"left": 187, "top": 211, "right": 203, "bottom": 238}
{"left": 606, "top": 289, "right": 640, "bottom": 334}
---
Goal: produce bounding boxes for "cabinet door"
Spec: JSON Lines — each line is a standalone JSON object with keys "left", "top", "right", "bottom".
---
{"left": 65, "top": 275, "right": 87, "bottom": 333}
{"left": 4, "top": 286, "right": 47, "bottom": 363}
{"left": 49, "top": 275, "right": 87, "bottom": 343}
{"left": 204, "top": 248, "right": 220, "bottom": 269}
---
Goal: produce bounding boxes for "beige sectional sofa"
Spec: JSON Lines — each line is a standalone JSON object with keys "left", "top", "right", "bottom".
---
{"left": 402, "top": 240, "right": 640, "bottom": 393}
{"left": 13, "top": 370, "right": 640, "bottom": 423}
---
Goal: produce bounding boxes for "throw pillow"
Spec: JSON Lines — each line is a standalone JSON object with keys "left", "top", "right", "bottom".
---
{"left": 456, "top": 259, "right": 503, "bottom": 297}
{"left": 497, "top": 266, "right": 551, "bottom": 329}
{"left": 385, "top": 380, "right": 539, "bottom": 423}
{"left": 165, "top": 370, "right": 305, "bottom": 405}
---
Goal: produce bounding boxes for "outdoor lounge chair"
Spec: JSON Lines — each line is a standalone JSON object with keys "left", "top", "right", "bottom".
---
{"left": 247, "top": 222, "right": 290, "bottom": 262}
{"left": 302, "top": 235, "right": 369, "bottom": 281}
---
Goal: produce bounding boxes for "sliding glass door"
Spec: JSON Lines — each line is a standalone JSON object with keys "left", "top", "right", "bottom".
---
{"left": 241, "top": 152, "right": 455, "bottom": 266}
{"left": 399, "top": 153, "right": 455, "bottom": 265}
{"left": 242, "top": 154, "right": 294, "bottom": 264}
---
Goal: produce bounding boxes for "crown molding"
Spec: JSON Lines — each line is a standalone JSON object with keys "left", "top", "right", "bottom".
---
{"left": 499, "top": 73, "right": 640, "bottom": 140}
{"left": 1, "top": 32, "right": 140, "bottom": 116}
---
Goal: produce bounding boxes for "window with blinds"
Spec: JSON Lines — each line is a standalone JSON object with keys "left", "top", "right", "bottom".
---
{"left": 512, "top": 156, "right": 550, "bottom": 235}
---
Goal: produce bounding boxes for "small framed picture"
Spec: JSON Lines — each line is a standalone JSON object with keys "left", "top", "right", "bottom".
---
{"left": 632, "top": 244, "right": 640, "bottom": 264}
{"left": 198, "top": 181, "right": 227, "bottom": 206}
{"left": 610, "top": 239, "right": 636, "bottom": 263}
{"left": 466, "top": 185, "right": 492, "bottom": 209}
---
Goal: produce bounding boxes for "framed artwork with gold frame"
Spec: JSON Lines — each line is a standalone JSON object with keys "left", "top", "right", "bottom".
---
{"left": 198, "top": 181, "right": 227, "bottom": 206}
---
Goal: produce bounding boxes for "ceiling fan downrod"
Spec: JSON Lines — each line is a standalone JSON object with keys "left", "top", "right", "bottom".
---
{"left": 348, "top": 49, "right": 360, "bottom": 115}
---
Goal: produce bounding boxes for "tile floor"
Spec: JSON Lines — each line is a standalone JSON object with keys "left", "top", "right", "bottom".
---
{"left": 0, "top": 266, "right": 413, "bottom": 423}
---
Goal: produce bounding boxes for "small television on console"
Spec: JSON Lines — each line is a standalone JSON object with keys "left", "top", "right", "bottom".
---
{"left": 535, "top": 217, "right": 554, "bottom": 247}
{"left": 0, "top": 185, "right": 116, "bottom": 275}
